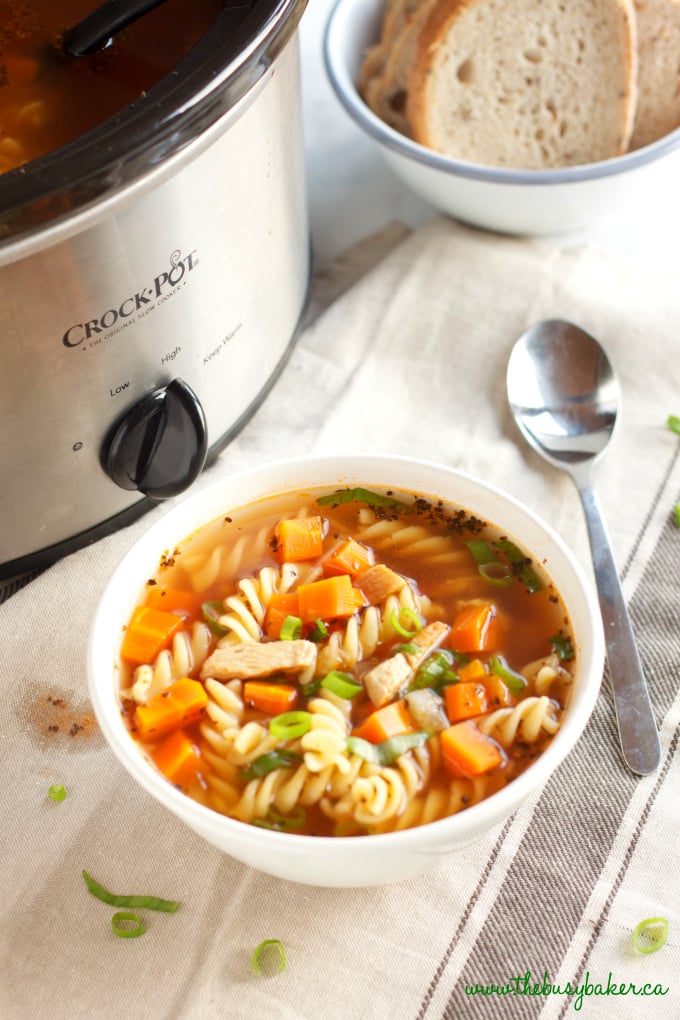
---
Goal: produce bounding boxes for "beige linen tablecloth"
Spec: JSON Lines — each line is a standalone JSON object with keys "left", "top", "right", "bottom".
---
{"left": 2, "top": 218, "right": 679, "bottom": 1019}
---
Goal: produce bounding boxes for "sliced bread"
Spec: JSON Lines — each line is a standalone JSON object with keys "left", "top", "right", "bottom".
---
{"left": 361, "top": 0, "right": 438, "bottom": 134}
{"left": 406, "top": 0, "right": 638, "bottom": 169}
{"left": 630, "top": 0, "right": 680, "bottom": 148}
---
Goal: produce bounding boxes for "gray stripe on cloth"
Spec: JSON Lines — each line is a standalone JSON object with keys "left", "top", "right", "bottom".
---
{"left": 416, "top": 485, "right": 680, "bottom": 1019}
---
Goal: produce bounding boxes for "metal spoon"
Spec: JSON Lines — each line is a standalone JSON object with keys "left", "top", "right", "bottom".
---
{"left": 506, "top": 319, "right": 661, "bottom": 776}
{"left": 64, "top": 0, "right": 169, "bottom": 57}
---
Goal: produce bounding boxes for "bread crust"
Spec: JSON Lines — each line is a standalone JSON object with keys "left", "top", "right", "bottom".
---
{"left": 405, "top": 0, "right": 638, "bottom": 168}
{"left": 631, "top": 0, "right": 680, "bottom": 148}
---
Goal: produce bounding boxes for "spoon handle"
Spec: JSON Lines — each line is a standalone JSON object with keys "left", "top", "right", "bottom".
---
{"left": 578, "top": 483, "right": 661, "bottom": 775}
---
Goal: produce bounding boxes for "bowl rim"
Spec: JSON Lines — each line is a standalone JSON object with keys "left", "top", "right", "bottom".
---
{"left": 323, "top": 0, "right": 680, "bottom": 187}
{"left": 88, "top": 452, "right": 605, "bottom": 853}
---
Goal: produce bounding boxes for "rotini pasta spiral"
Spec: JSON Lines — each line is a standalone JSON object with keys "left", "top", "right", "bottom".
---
{"left": 477, "top": 696, "right": 561, "bottom": 748}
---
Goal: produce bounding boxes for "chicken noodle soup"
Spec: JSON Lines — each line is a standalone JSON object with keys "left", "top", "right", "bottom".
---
{"left": 119, "top": 486, "right": 576, "bottom": 836}
{"left": 0, "top": 0, "right": 224, "bottom": 173}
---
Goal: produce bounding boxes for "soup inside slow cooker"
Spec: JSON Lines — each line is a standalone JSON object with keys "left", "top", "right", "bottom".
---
{"left": 0, "top": 0, "right": 226, "bottom": 173}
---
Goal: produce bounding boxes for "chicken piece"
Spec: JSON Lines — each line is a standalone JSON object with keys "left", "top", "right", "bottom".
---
{"left": 200, "top": 640, "right": 317, "bottom": 681}
{"left": 402, "top": 621, "right": 450, "bottom": 671}
{"left": 358, "top": 563, "right": 406, "bottom": 603}
{"left": 363, "top": 653, "right": 412, "bottom": 707}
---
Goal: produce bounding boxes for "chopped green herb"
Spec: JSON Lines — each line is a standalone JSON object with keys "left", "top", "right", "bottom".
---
{"left": 48, "top": 783, "right": 67, "bottom": 802}
{"left": 308, "top": 618, "right": 328, "bottom": 642}
{"left": 320, "top": 671, "right": 363, "bottom": 699}
{"left": 299, "top": 678, "right": 321, "bottom": 698}
{"left": 409, "top": 650, "right": 459, "bottom": 693}
{"left": 632, "top": 917, "right": 668, "bottom": 955}
{"left": 674, "top": 503, "right": 680, "bottom": 528}
{"left": 239, "top": 749, "right": 303, "bottom": 781}
{"left": 201, "top": 600, "right": 228, "bottom": 636}
{"left": 279, "top": 615, "right": 302, "bottom": 641}
{"left": 317, "top": 487, "right": 410, "bottom": 511}
{"left": 252, "top": 938, "right": 286, "bottom": 976}
{"left": 82, "top": 870, "right": 180, "bottom": 912}
{"left": 253, "top": 807, "right": 306, "bottom": 832}
{"left": 111, "top": 911, "right": 146, "bottom": 939}
{"left": 347, "top": 731, "right": 429, "bottom": 765}
{"left": 550, "top": 631, "right": 575, "bottom": 662}
{"left": 667, "top": 415, "right": 680, "bottom": 436}
{"left": 490, "top": 655, "right": 527, "bottom": 695}
{"left": 269, "top": 711, "right": 311, "bottom": 740}
{"left": 493, "top": 539, "right": 544, "bottom": 593}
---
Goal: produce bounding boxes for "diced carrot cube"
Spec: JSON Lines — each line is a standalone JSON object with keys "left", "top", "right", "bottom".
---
{"left": 449, "top": 603, "right": 498, "bottom": 653}
{"left": 297, "top": 574, "right": 358, "bottom": 623}
{"left": 134, "top": 678, "right": 208, "bottom": 740}
{"left": 151, "top": 729, "right": 202, "bottom": 787}
{"left": 445, "top": 681, "right": 488, "bottom": 723}
{"left": 120, "top": 605, "right": 185, "bottom": 666}
{"left": 273, "top": 516, "right": 324, "bottom": 562}
{"left": 323, "top": 538, "right": 373, "bottom": 577}
{"left": 351, "top": 699, "right": 415, "bottom": 744}
{"left": 441, "top": 721, "right": 504, "bottom": 778}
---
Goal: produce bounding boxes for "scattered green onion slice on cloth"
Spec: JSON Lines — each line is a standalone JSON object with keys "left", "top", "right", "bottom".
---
{"left": 667, "top": 414, "right": 680, "bottom": 436}
{"left": 632, "top": 917, "right": 669, "bottom": 954}
{"left": 279, "top": 615, "right": 302, "bottom": 641}
{"left": 252, "top": 938, "right": 286, "bottom": 976}
{"left": 48, "top": 783, "right": 67, "bottom": 802}
{"left": 320, "top": 671, "right": 363, "bottom": 699}
{"left": 269, "top": 711, "right": 312, "bottom": 740}
{"left": 82, "top": 870, "right": 180, "bottom": 912}
{"left": 111, "top": 911, "right": 146, "bottom": 939}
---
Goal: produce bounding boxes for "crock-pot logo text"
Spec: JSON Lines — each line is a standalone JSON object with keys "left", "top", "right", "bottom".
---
{"left": 62, "top": 249, "right": 198, "bottom": 348}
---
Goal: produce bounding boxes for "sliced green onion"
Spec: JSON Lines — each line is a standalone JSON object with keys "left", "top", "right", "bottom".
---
{"left": 466, "top": 539, "right": 496, "bottom": 565}
{"left": 320, "top": 671, "right": 363, "bottom": 699}
{"left": 667, "top": 415, "right": 680, "bottom": 436}
{"left": 674, "top": 503, "right": 680, "bottom": 528}
{"left": 201, "top": 600, "right": 228, "bottom": 636}
{"left": 252, "top": 938, "right": 286, "bottom": 976}
{"left": 632, "top": 917, "right": 669, "bottom": 954}
{"left": 550, "top": 631, "right": 575, "bottom": 662}
{"left": 409, "top": 650, "right": 459, "bottom": 693}
{"left": 347, "top": 731, "right": 429, "bottom": 766}
{"left": 82, "top": 871, "right": 180, "bottom": 912}
{"left": 389, "top": 607, "right": 423, "bottom": 638}
{"left": 269, "top": 711, "right": 311, "bottom": 740}
{"left": 478, "top": 562, "right": 514, "bottom": 587}
{"left": 394, "top": 642, "right": 417, "bottom": 655}
{"left": 317, "top": 487, "right": 410, "bottom": 511}
{"left": 253, "top": 806, "right": 306, "bottom": 832}
{"left": 493, "top": 539, "right": 544, "bottom": 593}
{"left": 279, "top": 615, "right": 302, "bottom": 641}
{"left": 299, "top": 678, "right": 321, "bottom": 697}
{"left": 48, "top": 783, "right": 67, "bottom": 802}
{"left": 239, "top": 749, "right": 303, "bottom": 781}
{"left": 308, "top": 618, "right": 329, "bottom": 643}
{"left": 111, "top": 911, "right": 146, "bottom": 939}
{"left": 490, "top": 655, "right": 527, "bottom": 695}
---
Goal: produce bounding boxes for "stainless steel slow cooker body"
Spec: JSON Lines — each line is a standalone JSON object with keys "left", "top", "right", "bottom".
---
{"left": 0, "top": 0, "right": 310, "bottom": 578}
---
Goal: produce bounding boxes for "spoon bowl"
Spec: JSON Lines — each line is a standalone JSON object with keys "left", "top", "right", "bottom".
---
{"left": 507, "top": 319, "right": 661, "bottom": 775}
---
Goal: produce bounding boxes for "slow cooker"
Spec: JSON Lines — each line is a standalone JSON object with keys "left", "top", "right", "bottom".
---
{"left": 0, "top": 0, "right": 310, "bottom": 580}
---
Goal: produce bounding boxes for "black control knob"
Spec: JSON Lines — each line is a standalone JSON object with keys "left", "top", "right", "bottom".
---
{"left": 104, "top": 379, "right": 208, "bottom": 499}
